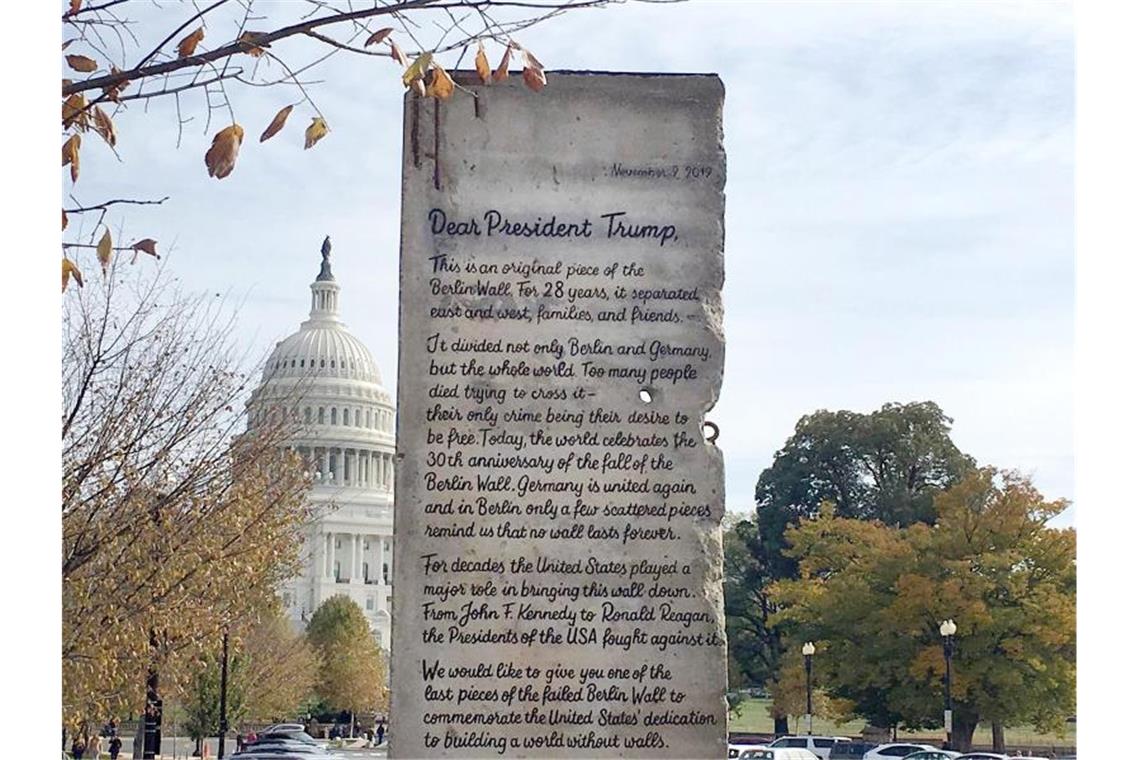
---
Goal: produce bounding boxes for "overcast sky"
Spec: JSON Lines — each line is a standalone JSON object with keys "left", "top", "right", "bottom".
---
{"left": 67, "top": 0, "right": 1074, "bottom": 524}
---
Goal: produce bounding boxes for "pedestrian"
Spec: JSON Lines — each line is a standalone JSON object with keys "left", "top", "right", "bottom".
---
{"left": 109, "top": 734, "right": 123, "bottom": 760}
{"left": 85, "top": 732, "right": 102, "bottom": 760}
{"left": 375, "top": 718, "right": 385, "bottom": 746}
{"left": 71, "top": 736, "right": 85, "bottom": 760}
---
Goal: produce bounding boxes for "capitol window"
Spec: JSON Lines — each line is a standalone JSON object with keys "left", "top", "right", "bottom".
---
{"left": 318, "top": 407, "right": 325, "bottom": 424}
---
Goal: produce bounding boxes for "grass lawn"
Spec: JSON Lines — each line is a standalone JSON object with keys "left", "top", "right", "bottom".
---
{"left": 728, "top": 698, "right": 1075, "bottom": 748}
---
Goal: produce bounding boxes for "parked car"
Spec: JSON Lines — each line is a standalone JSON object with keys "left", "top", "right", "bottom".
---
{"left": 902, "top": 751, "right": 961, "bottom": 759}
{"left": 831, "top": 740, "right": 880, "bottom": 759}
{"left": 260, "top": 723, "right": 307, "bottom": 735}
{"left": 740, "top": 749, "right": 820, "bottom": 760}
{"left": 955, "top": 754, "right": 1007, "bottom": 759}
{"left": 730, "top": 738, "right": 773, "bottom": 758}
{"left": 864, "top": 744, "right": 941, "bottom": 759}
{"left": 765, "top": 735, "right": 848, "bottom": 759}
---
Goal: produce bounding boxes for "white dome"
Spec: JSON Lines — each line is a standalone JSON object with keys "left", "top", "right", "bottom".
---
{"left": 259, "top": 246, "right": 384, "bottom": 387}
{"left": 263, "top": 325, "right": 381, "bottom": 384}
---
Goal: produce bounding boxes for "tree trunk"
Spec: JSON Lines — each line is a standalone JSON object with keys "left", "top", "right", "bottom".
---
{"left": 774, "top": 715, "right": 789, "bottom": 736}
{"left": 950, "top": 709, "right": 978, "bottom": 753}
{"left": 991, "top": 721, "right": 1005, "bottom": 753}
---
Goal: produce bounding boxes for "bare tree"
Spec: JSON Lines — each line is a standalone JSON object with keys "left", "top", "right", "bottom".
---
{"left": 61, "top": 260, "right": 315, "bottom": 727}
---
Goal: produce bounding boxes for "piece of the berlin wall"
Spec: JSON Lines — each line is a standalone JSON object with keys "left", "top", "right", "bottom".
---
{"left": 390, "top": 72, "right": 727, "bottom": 759}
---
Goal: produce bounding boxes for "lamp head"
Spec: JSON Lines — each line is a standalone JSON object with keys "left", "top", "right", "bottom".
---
{"left": 802, "top": 641, "right": 816, "bottom": 656}
{"left": 940, "top": 619, "right": 957, "bottom": 637}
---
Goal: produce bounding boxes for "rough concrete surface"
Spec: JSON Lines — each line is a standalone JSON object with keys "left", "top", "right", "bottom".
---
{"left": 391, "top": 72, "right": 727, "bottom": 758}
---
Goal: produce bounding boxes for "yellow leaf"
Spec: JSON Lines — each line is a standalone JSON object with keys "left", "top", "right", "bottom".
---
{"left": 389, "top": 41, "right": 409, "bottom": 67}
{"left": 365, "top": 28, "right": 393, "bottom": 47}
{"left": 62, "top": 258, "right": 83, "bottom": 292}
{"left": 92, "top": 105, "right": 116, "bottom": 147}
{"left": 259, "top": 105, "right": 293, "bottom": 142}
{"left": 304, "top": 117, "right": 329, "bottom": 150}
{"left": 131, "top": 239, "right": 160, "bottom": 258}
{"left": 402, "top": 52, "right": 433, "bottom": 88}
{"left": 475, "top": 41, "right": 492, "bottom": 84}
{"left": 96, "top": 228, "right": 113, "bottom": 273}
{"left": 62, "top": 93, "right": 88, "bottom": 130}
{"left": 521, "top": 48, "right": 546, "bottom": 92}
{"left": 492, "top": 45, "right": 512, "bottom": 82}
{"left": 238, "top": 31, "right": 267, "bottom": 57}
{"left": 177, "top": 27, "right": 205, "bottom": 58}
{"left": 204, "top": 124, "right": 244, "bottom": 179}
{"left": 67, "top": 54, "right": 98, "bottom": 73}
{"left": 62, "top": 134, "right": 81, "bottom": 182}
{"left": 427, "top": 65, "right": 455, "bottom": 100}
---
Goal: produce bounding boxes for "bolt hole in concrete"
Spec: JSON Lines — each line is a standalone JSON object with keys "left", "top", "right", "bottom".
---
{"left": 639, "top": 389, "right": 653, "bottom": 404}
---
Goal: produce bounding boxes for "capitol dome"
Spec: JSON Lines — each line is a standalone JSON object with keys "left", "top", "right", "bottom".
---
{"left": 261, "top": 249, "right": 383, "bottom": 386}
{"left": 245, "top": 238, "right": 397, "bottom": 649}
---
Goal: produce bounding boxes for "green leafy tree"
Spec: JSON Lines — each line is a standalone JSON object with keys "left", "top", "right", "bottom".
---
{"left": 742, "top": 401, "right": 975, "bottom": 731}
{"left": 771, "top": 468, "right": 1075, "bottom": 751}
{"left": 307, "top": 596, "right": 388, "bottom": 726}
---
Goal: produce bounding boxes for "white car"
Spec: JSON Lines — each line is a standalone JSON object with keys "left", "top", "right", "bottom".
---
{"left": 730, "top": 739, "right": 771, "bottom": 758}
{"left": 741, "top": 750, "right": 820, "bottom": 760}
{"left": 865, "top": 744, "right": 942, "bottom": 759}
{"left": 765, "top": 735, "right": 848, "bottom": 759}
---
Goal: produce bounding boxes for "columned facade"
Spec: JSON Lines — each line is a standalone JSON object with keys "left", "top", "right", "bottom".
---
{"left": 245, "top": 243, "right": 396, "bottom": 651}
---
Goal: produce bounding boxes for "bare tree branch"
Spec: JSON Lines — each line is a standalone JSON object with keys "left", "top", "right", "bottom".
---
{"left": 64, "top": 196, "right": 171, "bottom": 214}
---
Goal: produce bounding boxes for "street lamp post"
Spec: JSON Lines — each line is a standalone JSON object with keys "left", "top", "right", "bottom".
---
{"left": 940, "top": 619, "right": 957, "bottom": 749}
{"left": 802, "top": 642, "right": 815, "bottom": 736}
{"left": 218, "top": 629, "right": 230, "bottom": 759}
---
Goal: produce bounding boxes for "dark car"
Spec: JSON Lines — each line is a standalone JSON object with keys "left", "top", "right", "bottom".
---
{"left": 831, "top": 741, "right": 878, "bottom": 760}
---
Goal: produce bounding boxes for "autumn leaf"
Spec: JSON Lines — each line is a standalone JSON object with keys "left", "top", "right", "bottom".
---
{"left": 63, "top": 209, "right": 68, "bottom": 231}
{"left": 521, "top": 48, "right": 546, "bottom": 92}
{"left": 492, "top": 45, "right": 512, "bottom": 82}
{"left": 475, "top": 41, "right": 492, "bottom": 84}
{"left": 204, "top": 124, "right": 244, "bottom": 179}
{"left": 238, "top": 31, "right": 268, "bottom": 57}
{"left": 62, "top": 134, "right": 81, "bottom": 182}
{"left": 259, "top": 105, "right": 293, "bottom": 142}
{"left": 67, "top": 54, "right": 98, "bottom": 73}
{"left": 427, "top": 65, "right": 455, "bottom": 100}
{"left": 92, "top": 105, "right": 116, "bottom": 148}
{"left": 304, "top": 117, "right": 329, "bottom": 150}
{"left": 62, "top": 258, "right": 83, "bottom": 292}
{"left": 131, "top": 239, "right": 160, "bottom": 258}
{"left": 389, "top": 40, "right": 409, "bottom": 67}
{"left": 402, "top": 52, "right": 433, "bottom": 87}
{"left": 364, "top": 27, "right": 393, "bottom": 47}
{"left": 96, "top": 228, "right": 113, "bottom": 273}
{"left": 62, "top": 93, "right": 88, "bottom": 130}
{"left": 177, "top": 27, "right": 205, "bottom": 58}
{"left": 103, "top": 66, "right": 128, "bottom": 102}
{"left": 68, "top": 0, "right": 81, "bottom": 16}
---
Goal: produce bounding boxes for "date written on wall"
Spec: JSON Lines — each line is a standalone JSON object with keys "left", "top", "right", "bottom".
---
{"left": 609, "top": 163, "right": 715, "bottom": 181}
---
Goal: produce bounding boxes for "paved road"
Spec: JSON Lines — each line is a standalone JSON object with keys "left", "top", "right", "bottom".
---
{"left": 101, "top": 736, "right": 387, "bottom": 759}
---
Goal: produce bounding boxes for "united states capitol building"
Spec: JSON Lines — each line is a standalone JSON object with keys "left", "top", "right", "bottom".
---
{"left": 245, "top": 243, "right": 395, "bottom": 651}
